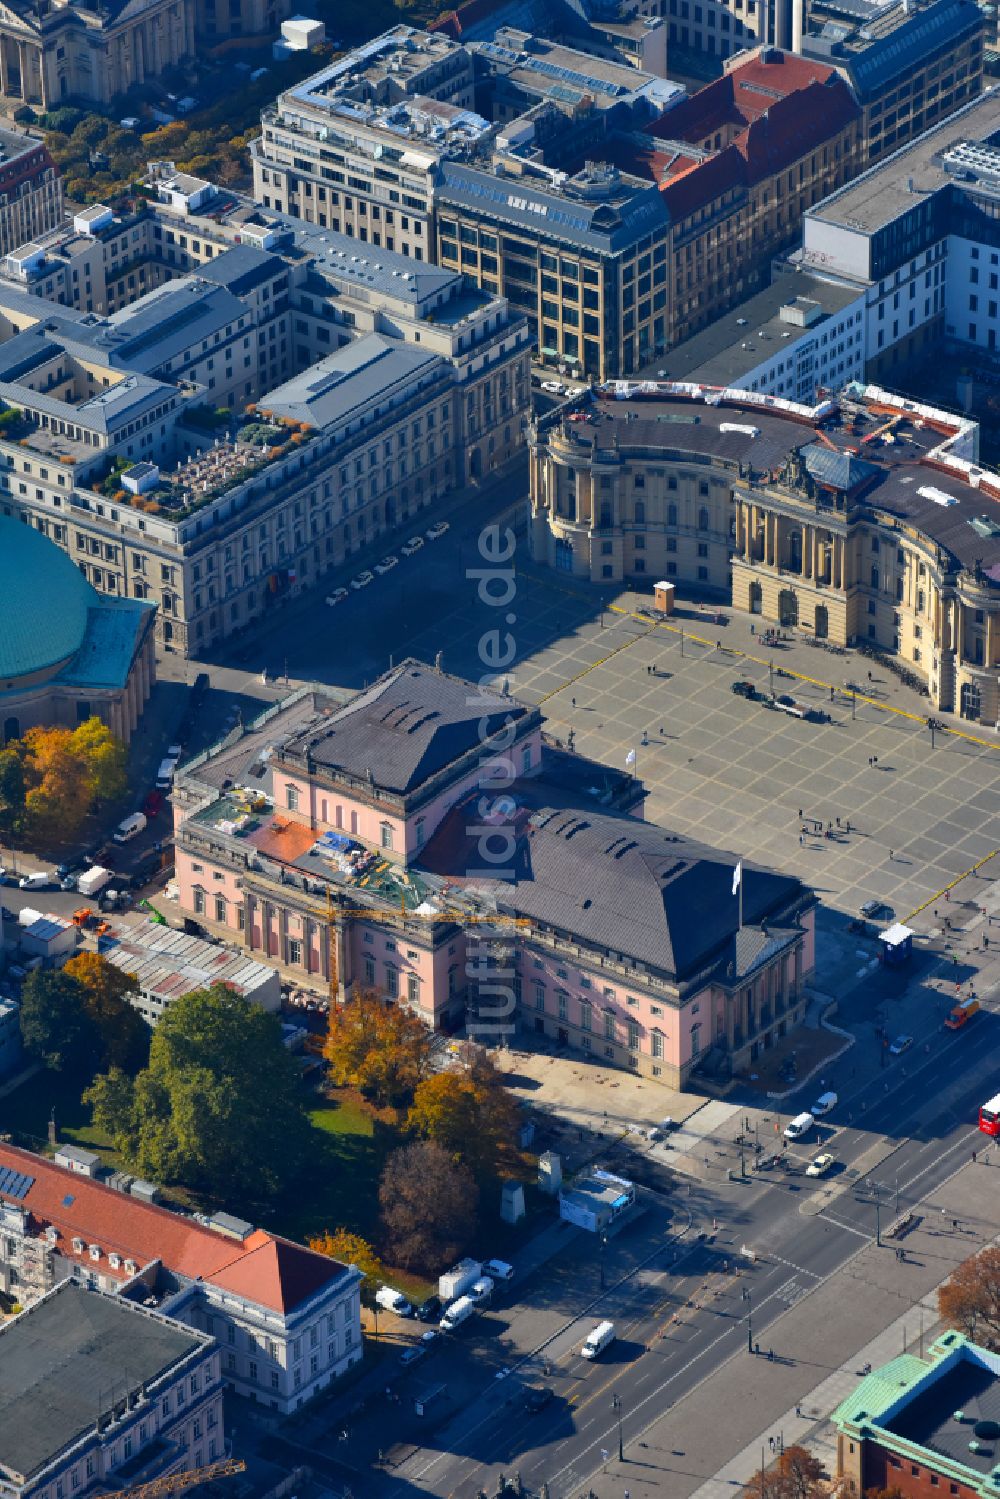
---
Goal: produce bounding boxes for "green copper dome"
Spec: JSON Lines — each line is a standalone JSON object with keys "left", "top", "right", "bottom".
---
{"left": 0, "top": 517, "right": 96, "bottom": 682}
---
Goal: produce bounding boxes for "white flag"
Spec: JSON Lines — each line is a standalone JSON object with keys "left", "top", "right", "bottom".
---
{"left": 625, "top": 749, "right": 636, "bottom": 766}
{"left": 732, "top": 861, "right": 742, "bottom": 895}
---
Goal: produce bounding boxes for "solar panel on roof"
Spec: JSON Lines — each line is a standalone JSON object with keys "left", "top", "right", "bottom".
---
{"left": 0, "top": 1166, "right": 35, "bottom": 1200}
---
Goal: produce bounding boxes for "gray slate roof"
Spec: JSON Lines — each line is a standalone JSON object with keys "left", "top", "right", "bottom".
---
{"left": 0, "top": 1282, "right": 204, "bottom": 1482}
{"left": 802, "top": 443, "right": 881, "bottom": 492}
{"left": 261, "top": 335, "right": 446, "bottom": 430}
{"left": 420, "top": 795, "right": 808, "bottom": 982}
{"left": 282, "top": 660, "right": 530, "bottom": 795}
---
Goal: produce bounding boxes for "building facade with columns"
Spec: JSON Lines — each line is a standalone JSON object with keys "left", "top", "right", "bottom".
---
{"left": 170, "top": 659, "right": 816, "bottom": 1090}
{"left": 0, "top": 0, "right": 194, "bottom": 110}
{"left": 529, "top": 380, "right": 1000, "bottom": 724}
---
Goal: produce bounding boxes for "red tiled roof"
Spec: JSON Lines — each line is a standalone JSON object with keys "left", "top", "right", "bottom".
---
{"left": 653, "top": 49, "right": 840, "bottom": 144}
{"left": 0, "top": 1143, "right": 346, "bottom": 1315}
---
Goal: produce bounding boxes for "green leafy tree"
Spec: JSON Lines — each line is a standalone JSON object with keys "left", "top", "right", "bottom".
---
{"left": 0, "top": 746, "right": 25, "bottom": 838}
{"left": 19, "top": 969, "right": 101, "bottom": 1076}
{"left": 85, "top": 983, "right": 310, "bottom": 1210}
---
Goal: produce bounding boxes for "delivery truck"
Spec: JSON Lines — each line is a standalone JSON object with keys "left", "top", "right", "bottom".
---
{"left": 438, "top": 1258, "right": 482, "bottom": 1302}
{"left": 945, "top": 995, "right": 980, "bottom": 1030}
{"left": 77, "top": 866, "right": 112, "bottom": 897}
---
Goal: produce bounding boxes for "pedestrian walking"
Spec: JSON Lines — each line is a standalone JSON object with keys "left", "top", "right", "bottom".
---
{"left": 796, "top": 1405, "right": 802, "bottom": 1419}
{"left": 867, "top": 670, "right": 873, "bottom": 682}
{"left": 973, "top": 1151, "right": 978, "bottom": 1164}
{"left": 799, "top": 834, "right": 804, "bottom": 846}
{"left": 769, "top": 1437, "right": 776, "bottom": 1453}
{"left": 889, "top": 849, "right": 894, "bottom": 861}
{"left": 571, "top": 696, "right": 576, "bottom": 708}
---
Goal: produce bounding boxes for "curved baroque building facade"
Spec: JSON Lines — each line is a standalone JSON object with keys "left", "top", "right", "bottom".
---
{"left": 529, "top": 382, "right": 1000, "bottom": 724}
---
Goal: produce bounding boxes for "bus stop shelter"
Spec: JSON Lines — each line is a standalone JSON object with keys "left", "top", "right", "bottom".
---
{"left": 879, "top": 923, "right": 914, "bottom": 967}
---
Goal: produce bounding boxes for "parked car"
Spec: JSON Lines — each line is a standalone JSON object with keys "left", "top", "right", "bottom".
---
{"left": 399, "top": 1344, "right": 427, "bottom": 1367}
{"left": 731, "top": 680, "right": 759, "bottom": 699}
{"left": 325, "top": 588, "right": 348, "bottom": 607}
{"left": 416, "top": 1296, "right": 442, "bottom": 1323}
{"left": 143, "top": 790, "right": 164, "bottom": 819}
{"left": 859, "top": 899, "right": 891, "bottom": 920}
{"left": 426, "top": 521, "right": 450, "bottom": 540}
{"left": 401, "top": 537, "right": 424, "bottom": 556}
{"left": 540, "top": 380, "right": 564, "bottom": 394}
{"left": 524, "top": 1386, "right": 554, "bottom": 1413}
{"left": 810, "top": 1091, "right": 838, "bottom": 1117}
{"left": 350, "top": 571, "right": 374, "bottom": 590}
{"left": 374, "top": 555, "right": 399, "bottom": 574}
{"left": 889, "top": 1033, "right": 914, "bottom": 1056}
{"left": 805, "top": 1152, "right": 835, "bottom": 1178}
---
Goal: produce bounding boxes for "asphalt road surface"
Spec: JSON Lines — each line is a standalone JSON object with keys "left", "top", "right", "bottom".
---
{"left": 373, "top": 1028, "right": 996, "bottom": 1499}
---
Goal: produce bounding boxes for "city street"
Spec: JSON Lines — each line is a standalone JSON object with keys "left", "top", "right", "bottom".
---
{"left": 366, "top": 1022, "right": 1000, "bottom": 1499}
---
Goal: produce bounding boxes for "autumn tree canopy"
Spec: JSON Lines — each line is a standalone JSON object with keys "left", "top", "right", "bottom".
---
{"left": 938, "top": 1246, "right": 1000, "bottom": 1349}
{"left": 379, "top": 1140, "right": 478, "bottom": 1272}
{"left": 0, "top": 719, "right": 126, "bottom": 841}
{"left": 740, "top": 1447, "right": 825, "bottom": 1499}
{"left": 310, "top": 1230, "right": 384, "bottom": 1302}
{"left": 407, "top": 1052, "right": 520, "bottom": 1178}
{"left": 323, "top": 991, "right": 431, "bottom": 1107}
{"left": 64, "top": 951, "right": 149, "bottom": 1073}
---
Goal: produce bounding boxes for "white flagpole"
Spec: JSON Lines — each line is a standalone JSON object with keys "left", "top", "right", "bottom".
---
{"left": 739, "top": 867, "right": 743, "bottom": 932}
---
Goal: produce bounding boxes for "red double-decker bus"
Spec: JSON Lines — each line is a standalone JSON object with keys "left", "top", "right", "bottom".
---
{"left": 979, "top": 1093, "right": 1000, "bottom": 1136}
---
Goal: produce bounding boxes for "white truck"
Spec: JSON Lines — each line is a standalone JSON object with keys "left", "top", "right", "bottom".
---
{"left": 438, "top": 1258, "right": 482, "bottom": 1302}
{"left": 439, "top": 1295, "right": 476, "bottom": 1331}
{"left": 77, "top": 866, "right": 112, "bottom": 897}
{"left": 581, "top": 1321, "right": 616, "bottom": 1359}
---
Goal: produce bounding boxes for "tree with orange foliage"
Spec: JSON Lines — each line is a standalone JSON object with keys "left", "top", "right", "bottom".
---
{"left": 64, "top": 951, "right": 149, "bottom": 1072}
{"left": 741, "top": 1447, "right": 825, "bottom": 1499}
{"left": 408, "top": 1051, "right": 519, "bottom": 1179}
{"left": 309, "top": 1230, "right": 383, "bottom": 1301}
{"left": 9, "top": 718, "right": 126, "bottom": 840}
{"left": 323, "top": 990, "right": 431, "bottom": 1107}
{"left": 939, "top": 1246, "right": 1000, "bottom": 1349}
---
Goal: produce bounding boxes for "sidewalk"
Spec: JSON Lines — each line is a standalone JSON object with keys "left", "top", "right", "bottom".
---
{"left": 586, "top": 1155, "right": 1000, "bottom": 1499}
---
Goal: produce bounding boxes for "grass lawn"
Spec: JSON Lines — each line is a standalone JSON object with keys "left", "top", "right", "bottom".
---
{"left": 3, "top": 1067, "right": 122, "bottom": 1165}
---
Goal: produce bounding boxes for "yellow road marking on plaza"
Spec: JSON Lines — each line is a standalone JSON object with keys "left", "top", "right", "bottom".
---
{"left": 903, "top": 850, "right": 1000, "bottom": 923}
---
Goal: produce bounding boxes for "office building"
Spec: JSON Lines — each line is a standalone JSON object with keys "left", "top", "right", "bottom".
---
{"left": 644, "top": 270, "right": 866, "bottom": 399}
{"left": 170, "top": 659, "right": 816, "bottom": 1089}
{"left": 251, "top": 26, "right": 491, "bottom": 262}
{"left": 0, "top": 1281, "right": 222, "bottom": 1499}
{"left": 798, "top": 0, "right": 984, "bottom": 165}
{"left": 0, "top": 515, "right": 155, "bottom": 746}
{"left": 0, "top": 185, "right": 530, "bottom": 656}
{"left": 529, "top": 377, "right": 1000, "bottom": 722}
{"left": 0, "top": 1141, "right": 363, "bottom": 1414}
{"left": 798, "top": 91, "right": 1000, "bottom": 381}
{"left": 641, "top": 48, "right": 862, "bottom": 344}
{"left": 834, "top": 1330, "right": 1000, "bottom": 1498}
{"left": 0, "top": 131, "right": 61, "bottom": 261}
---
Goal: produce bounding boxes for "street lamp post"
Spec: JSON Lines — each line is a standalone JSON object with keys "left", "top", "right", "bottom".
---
{"left": 743, "top": 1287, "right": 753, "bottom": 1352}
{"left": 612, "top": 1392, "right": 624, "bottom": 1462}
{"left": 599, "top": 1231, "right": 608, "bottom": 1290}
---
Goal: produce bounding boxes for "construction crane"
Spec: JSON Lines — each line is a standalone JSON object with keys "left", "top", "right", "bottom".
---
{"left": 109, "top": 1457, "right": 247, "bottom": 1499}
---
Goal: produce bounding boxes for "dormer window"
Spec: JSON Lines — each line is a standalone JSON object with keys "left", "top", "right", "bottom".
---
{"left": 45, "top": 1226, "right": 58, "bottom": 1243}
{"left": 72, "top": 1237, "right": 84, "bottom": 1254}
{"left": 125, "top": 1259, "right": 137, "bottom": 1275}
{"left": 109, "top": 1253, "right": 121, "bottom": 1270}
{"left": 89, "top": 1245, "right": 101, "bottom": 1261}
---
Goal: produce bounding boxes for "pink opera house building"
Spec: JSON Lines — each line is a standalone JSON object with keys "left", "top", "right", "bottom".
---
{"left": 172, "top": 659, "right": 815, "bottom": 1089}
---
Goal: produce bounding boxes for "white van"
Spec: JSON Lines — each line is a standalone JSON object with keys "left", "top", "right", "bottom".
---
{"left": 155, "top": 757, "right": 178, "bottom": 790}
{"left": 810, "top": 1091, "right": 838, "bottom": 1117}
{"left": 783, "top": 1112, "right": 814, "bottom": 1141}
{"left": 468, "top": 1276, "right": 494, "bottom": 1304}
{"left": 440, "top": 1295, "right": 476, "bottom": 1331}
{"left": 483, "top": 1258, "right": 515, "bottom": 1283}
{"left": 581, "top": 1320, "right": 616, "bottom": 1359}
{"left": 113, "top": 812, "right": 147, "bottom": 844}
{"left": 375, "top": 1286, "right": 413, "bottom": 1317}
{"left": 18, "top": 872, "right": 49, "bottom": 890}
